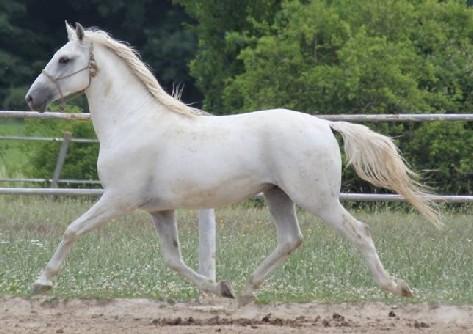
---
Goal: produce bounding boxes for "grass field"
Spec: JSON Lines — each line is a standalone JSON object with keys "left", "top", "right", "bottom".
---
{"left": 0, "top": 197, "right": 472, "bottom": 304}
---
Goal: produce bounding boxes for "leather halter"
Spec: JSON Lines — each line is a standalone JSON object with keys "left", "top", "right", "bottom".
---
{"left": 42, "top": 43, "right": 98, "bottom": 109}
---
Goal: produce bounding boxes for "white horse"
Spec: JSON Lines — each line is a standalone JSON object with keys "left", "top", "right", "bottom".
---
{"left": 26, "top": 22, "right": 440, "bottom": 304}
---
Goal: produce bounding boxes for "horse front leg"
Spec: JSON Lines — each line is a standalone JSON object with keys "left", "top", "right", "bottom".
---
{"left": 32, "top": 193, "right": 124, "bottom": 293}
{"left": 150, "top": 210, "right": 234, "bottom": 298}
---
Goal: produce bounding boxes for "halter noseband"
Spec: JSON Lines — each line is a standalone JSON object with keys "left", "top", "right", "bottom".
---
{"left": 42, "top": 43, "right": 98, "bottom": 109}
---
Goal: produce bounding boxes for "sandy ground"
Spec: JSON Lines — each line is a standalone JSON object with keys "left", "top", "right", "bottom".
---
{"left": 1, "top": 297, "right": 473, "bottom": 334}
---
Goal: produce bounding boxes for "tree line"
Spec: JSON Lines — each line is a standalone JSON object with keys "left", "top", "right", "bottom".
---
{"left": 0, "top": 0, "right": 201, "bottom": 109}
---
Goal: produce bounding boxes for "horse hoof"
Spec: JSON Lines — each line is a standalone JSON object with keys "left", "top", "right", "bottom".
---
{"left": 237, "top": 294, "right": 255, "bottom": 307}
{"left": 397, "top": 279, "right": 414, "bottom": 297}
{"left": 32, "top": 282, "right": 53, "bottom": 295}
{"left": 218, "top": 281, "right": 235, "bottom": 299}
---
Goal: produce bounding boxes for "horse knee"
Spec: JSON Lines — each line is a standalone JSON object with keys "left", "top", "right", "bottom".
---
{"left": 353, "top": 222, "right": 376, "bottom": 248}
{"left": 63, "top": 226, "right": 79, "bottom": 244}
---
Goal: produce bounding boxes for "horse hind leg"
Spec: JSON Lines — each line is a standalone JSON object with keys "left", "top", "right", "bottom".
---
{"left": 239, "top": 186, "right": 303, "bottom": 306}
{"left": 150, "top": 210, "right": 234, "bottom": 299}
{"left": 313, "top": 201, "right": 413, "bottom": 297}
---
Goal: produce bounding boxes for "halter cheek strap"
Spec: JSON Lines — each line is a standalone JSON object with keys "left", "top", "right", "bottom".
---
{"left": 42, "top": 43, "right": 97, "bottom": 110}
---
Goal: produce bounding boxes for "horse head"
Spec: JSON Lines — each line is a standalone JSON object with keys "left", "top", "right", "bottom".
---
{"left": 25, "top": 21, "right": 96, "bottom": 112}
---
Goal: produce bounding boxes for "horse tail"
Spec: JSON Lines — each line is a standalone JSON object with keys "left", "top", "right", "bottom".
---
{"left": 329, "top": 121, "right": 441, "bottom": 227}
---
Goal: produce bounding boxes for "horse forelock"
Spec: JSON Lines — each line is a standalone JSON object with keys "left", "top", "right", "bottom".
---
{"left": 83, "top": 29, "right": 204, "bottom": 117}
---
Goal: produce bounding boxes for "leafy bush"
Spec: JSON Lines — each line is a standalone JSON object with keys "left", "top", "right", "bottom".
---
{"left": 405, "top": 122, "right": 473, "bottom": 194}
{"left": 23, "top": 104, "right": 99, "bottom": 186}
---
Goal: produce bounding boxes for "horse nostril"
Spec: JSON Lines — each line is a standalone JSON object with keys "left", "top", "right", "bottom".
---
{"left": 25, "top": 94, "right": 33, "bottom": 104}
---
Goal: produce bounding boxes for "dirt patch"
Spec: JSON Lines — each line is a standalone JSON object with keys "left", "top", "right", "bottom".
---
{"left": 1, "top": 297, "right": 472, "bottom": 333}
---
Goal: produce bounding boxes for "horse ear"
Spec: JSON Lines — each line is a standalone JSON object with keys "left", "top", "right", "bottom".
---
{"left": 65, "top": 20, "right": 75, "bottom": 41}
{"left": 75, "top": 22, "right": 84, "bottom": 41}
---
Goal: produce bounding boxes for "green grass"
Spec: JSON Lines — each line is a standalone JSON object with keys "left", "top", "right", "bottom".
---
{"left": 0, "top": 120, "right": 26, "bottom": 135}
{"left": 0, "top": 120, "right": 29, "bottom": 178}
{"left": 0, "top": 197, "right": 472, "bottom": 304}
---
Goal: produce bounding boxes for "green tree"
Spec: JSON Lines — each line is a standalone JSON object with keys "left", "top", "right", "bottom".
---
{"left": 0, "top": 0, "right": 47, "bottom": 109}
{"left": 223, "top": 0, "right": 473, "bottom": 115}
{"left": 173, "top": 0, "right": 282, "bottom": 113}
{"left": 407, "top": 122, "right": 473, "bottom": 194}
{"left": 0, "top": 0, "right": 201, "bottom": 109}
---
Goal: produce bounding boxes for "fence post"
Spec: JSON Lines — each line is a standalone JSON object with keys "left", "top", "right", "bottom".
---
{"left": 51, "top": 131, "right": 72, "bottom": 188}
{"left": 198, "top": 208, "right": 217, "bottom": 282}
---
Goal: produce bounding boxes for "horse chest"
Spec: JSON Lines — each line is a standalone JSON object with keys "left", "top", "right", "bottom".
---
{"left": 96, "top": 144, "right": 156, "bottom": 184}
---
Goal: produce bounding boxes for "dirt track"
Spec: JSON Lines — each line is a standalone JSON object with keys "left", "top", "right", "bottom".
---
{"left": 1, "top": 297, "right": 472, "bottom": 333}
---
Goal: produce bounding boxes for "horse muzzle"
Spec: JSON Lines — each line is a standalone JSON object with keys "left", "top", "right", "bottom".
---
{"left": 25, "top": 86, "right": 54, "bottom": 113}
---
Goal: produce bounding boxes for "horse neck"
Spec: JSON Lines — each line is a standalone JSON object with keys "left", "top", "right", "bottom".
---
{"left": 85, "top": 45, "right": 164, "bottom": 143}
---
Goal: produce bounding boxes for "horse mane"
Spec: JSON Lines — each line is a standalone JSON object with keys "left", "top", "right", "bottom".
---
{"left": 84, "top": 29, "right": 205, "bottom": 117}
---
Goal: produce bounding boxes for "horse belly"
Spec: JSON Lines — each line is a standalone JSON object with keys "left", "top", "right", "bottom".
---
{"left": 141, "top": 175, "right": 269, "bottom": 210}
{"left": 180, "top": 182, "right": 268, "bottom": 208}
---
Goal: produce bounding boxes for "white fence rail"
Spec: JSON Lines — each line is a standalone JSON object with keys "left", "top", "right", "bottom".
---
{"left": 0, "top": 111, "right": 91, "bottom": 120}
{"left": 0, "top": 135, "right": 98, "bottom": 143}
{"left": 2, "top": 110, "right": 473, "bottom": 122}
{"left": 0, "top": 178, "right": 101, "bottom": 185}
{"left": 0, "top": 187, "right": 472, "bottom": 202}
{"left": 0, "top": 187, "right": 103, "bottom": 196}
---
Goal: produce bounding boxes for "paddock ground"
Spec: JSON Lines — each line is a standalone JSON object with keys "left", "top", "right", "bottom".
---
{"left": 1, "top": 199, "right": 473, "bottom": 332}
{"left": 1, "top": 297, "right": 473, "bottom": 334}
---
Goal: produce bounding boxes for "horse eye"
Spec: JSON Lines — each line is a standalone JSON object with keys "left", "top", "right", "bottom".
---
{"left": 58, "top": 56, "right": 70, "bottom": 65}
